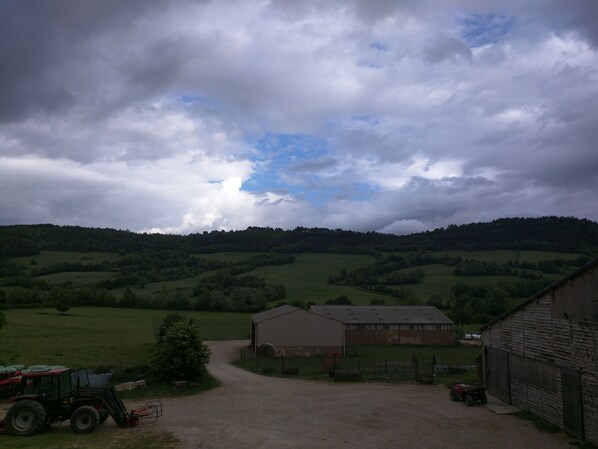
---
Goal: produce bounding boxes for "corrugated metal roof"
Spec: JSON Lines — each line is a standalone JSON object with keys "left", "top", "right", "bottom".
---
{"left": 310, "top": 306, "right": 453, "bottom": 325}
{"left": 251, "top": 305, "right": 300, "bottom": 323}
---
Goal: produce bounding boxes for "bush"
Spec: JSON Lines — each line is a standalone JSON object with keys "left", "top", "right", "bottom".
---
{"left": 156, "top": 313, "right": 188, "bottom": 343}
{"left": 153, "top": 321, "right": 210, "bottom": 381}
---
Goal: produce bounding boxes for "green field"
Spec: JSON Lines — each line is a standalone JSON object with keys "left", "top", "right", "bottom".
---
{"left": 0, "top": 308, "right": 250, "bottom": 368}
{"left": 398, "top": 263, "right": 538, "bottom": 301}
{"left": 36, "top": 271, "right": 120, "bottom": 286}
{"left": 428, "top": 249, "right": 582, "bottom": 264}
{"left": 194, "top": 252, "right": 260, "bottom": 262}
{"left": 249, "top": 253, "right": 388, "bottom": 304}
{"left": 5, "top": 249, "right": 585, "bottom": 308}
{"left": 14, "top": 251, "right": 124, "bottom": 272}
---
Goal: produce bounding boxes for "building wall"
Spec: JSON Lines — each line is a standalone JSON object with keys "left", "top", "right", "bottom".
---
{"left": 345, "top": 325, "right": 453, "bottom": 345}
{"left": 274, "top": 345, "right": 343, "bottom": 357}
{"left": 482, "top": 266, "right": 598, "bottom": 444}
{"left": 254, "top": 309, "right": 344, "bottom": 354}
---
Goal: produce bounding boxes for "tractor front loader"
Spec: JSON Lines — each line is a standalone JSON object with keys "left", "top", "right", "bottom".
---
{"left": 0, "top": 367, "right": 162, "bottom": 437}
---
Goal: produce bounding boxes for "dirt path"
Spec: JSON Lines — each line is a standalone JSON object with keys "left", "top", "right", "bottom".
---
{"left": 155, "top": 341, "right": 573, "bottom": 449}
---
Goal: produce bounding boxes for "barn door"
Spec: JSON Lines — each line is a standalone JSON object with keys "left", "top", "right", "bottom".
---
{"left": 484, "top": 347, "right": 511, "bottom": 404}
{"left": 561, "top": 368, "right": 584, "bottom": 439}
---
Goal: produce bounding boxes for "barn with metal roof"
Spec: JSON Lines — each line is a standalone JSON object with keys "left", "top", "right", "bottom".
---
{"left": 310, "top": 305, "right": 454, "bottom": 345}
{"left": 251, "top": 305, "right": 345, "bottom": 357}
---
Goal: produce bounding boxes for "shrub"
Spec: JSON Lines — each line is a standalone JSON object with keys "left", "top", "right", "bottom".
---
{"left": 153, "top": 321, "right": 210, "bottom": 381}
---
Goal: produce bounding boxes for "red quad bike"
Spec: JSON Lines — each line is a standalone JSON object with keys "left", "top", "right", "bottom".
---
{"left": 449, "top": 383, "right": 488, "bottom": 406}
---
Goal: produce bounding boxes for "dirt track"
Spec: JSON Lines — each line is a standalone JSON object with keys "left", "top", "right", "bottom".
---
{"left": 156, "top": 341, "right": 573, "bottom": 449}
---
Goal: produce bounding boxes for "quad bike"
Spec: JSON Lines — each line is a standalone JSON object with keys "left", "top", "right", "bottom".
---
{"left": 448, "top": 383, "right": 488, "bottom": 406}
{"left": 0, "top": 367, "right": 162, "bottom": 436}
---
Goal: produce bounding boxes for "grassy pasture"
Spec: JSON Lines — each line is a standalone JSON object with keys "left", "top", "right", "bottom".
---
{"left": 13, "top": 251, "right": 124, "bottom": 272}
{"left": 0, "top": 308, "right": 250, "bottom": 368}
{"left": 248, "top": 253, "right": 390, "bottom": 305}
{"left": 193, "top": 251, "right": 260, "bottom": 262}
{"left": 5, "top": 249, "right": 585, "bottom": 308}
{"left": 427, "top": 249, "right": 582, "bottom": 264}
{"left": 113, "top": 275, "right": 205, "bottom": 302}
{"left": 399, "top": 264, "right": 531, "bottom": 301}
{"left": 36, "top": 271, "right": 119, "bottom": 286}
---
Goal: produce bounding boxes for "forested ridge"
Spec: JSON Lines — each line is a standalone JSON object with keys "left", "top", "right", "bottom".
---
{"left": 1, "top": 216, "right": 597, "bottom": 257}
{"left": 0, "top": 216, "right": 597, "bottom": 321}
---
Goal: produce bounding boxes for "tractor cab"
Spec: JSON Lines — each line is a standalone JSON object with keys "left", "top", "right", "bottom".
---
{"left": 14, "top": 368, "right": 91, "bottom": 423}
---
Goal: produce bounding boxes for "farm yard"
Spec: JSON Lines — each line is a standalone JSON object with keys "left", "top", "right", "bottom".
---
{"left": 0, "top": 340, "right": 579, "bottom": 449}
{"left": 147, "top": 341, "right": 578, "bottom": 449}
{"left": 0, "top": 310, "right": 589, "bottom": 449}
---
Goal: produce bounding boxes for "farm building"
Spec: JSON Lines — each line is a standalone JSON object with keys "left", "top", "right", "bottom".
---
{"left": 250, "top": 305, "right": 344, "bottom": 357}
{"left": 481, "top": 258, "right": 598, "bottom": 444}
{"left": 310, "top": 306, "right": 454, "bottom": 345}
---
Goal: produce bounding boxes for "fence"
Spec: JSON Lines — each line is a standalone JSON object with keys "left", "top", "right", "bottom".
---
{"left": 375, "top": 361, "right": 417, "bottom": 376}
{"left": 433, "top": 365, "right": 476, "bottom": 376}
{"left": 237, "top": 350, "right": 479, "bottom": 383}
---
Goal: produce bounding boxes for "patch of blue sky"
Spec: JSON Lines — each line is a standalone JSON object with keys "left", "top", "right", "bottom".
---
{"left": 243, "top": 132, "right": 377, "bottom": 205}
{"left": 459, "top": 13, "right": 515, "bottom": 47}
{"left": 250, "top": 132, "right": 328, "bottom": 155}
{"left": 370, "top": 41, "right": 389, "bottom": 52}
{"left": 297, "top": 182, "right": 376, "bottom": 206}
{"left": 175, "top": 94, "right": 222, "bottom": 110}
{"left": 243, "top": 131, "right": 329, "bottom": 193}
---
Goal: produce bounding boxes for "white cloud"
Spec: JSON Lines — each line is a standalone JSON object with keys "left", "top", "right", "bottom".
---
{"left": 0, "top": 0, "right": 597, "bottom": 234}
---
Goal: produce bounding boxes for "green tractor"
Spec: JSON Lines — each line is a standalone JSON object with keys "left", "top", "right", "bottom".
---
{"left": 0, "top": 367, "right": 161, "bottom": 436}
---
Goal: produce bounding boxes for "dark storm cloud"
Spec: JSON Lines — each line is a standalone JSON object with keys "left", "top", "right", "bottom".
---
{"left": 0, "top": 1, "right": 175, "bottom": 122}
{"left": 422, "top": 34, "right": 472, "bottom": 63}
{"left": 524, "top": 0, "right": 598, "bottom": 47}
{"left": 0, "top": 0, "right": 597, "bottom": 234}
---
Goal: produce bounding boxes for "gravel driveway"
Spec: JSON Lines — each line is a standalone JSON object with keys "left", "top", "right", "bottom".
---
{"left": 156, "top": 341, "right": 573, "bottom": 449}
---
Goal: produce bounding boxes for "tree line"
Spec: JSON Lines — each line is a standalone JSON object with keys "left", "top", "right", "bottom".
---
{"left": 2, "top": 216, "right": 598, "bottom": 258}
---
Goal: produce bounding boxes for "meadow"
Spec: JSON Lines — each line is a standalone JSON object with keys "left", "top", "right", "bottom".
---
{"left": 0, "top": 308, "right": 250, "bottom": 368}
{"left": 6, "top": 249, "right": 582, "bottom": 307}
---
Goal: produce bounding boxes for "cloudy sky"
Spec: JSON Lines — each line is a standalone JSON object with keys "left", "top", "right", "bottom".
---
{"left": 1, "top": 0, "right": 597, "bottom": 235}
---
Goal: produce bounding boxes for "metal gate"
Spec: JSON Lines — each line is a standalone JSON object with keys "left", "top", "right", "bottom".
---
{"left": 485, "top": 347, "right": 511, "bottom": 404}
{"left": 561, "top": 367, "right": 584, "bottom": 439}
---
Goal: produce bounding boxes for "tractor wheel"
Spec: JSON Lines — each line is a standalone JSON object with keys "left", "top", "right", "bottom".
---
{"left": 465, "top": 394, "right": 474, "bottom": 407}
{"left": 449, "top": 390, "right": 459, "bottom": 402}
{"left": 6, "top": 400, "right": 47, "bottom": 436}
{"left": 481, "top": 392, "right": 488, "bottom": 404}
{"left": 70, "top": 406, "right": 99, "bottom": 434}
